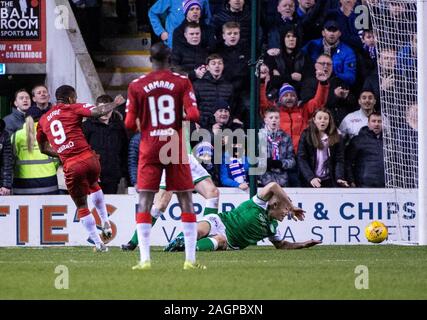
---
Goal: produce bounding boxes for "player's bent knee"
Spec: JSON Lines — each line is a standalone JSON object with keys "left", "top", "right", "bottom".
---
{"left": 73, "top": 195, "right": 88, "bottom": 209}
{"left": 197, "top": 179, "right": 219, "bottom": 199}
{"left": 197, "top": 221, "right": 211, "bottom": 239}
{"left": 204, "top": 182, "right": 219, "bottom": 199}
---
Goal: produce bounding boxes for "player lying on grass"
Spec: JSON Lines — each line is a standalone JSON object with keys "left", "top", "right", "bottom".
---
{"left": 165, "top": 182, "right": 321, "bottom": 251}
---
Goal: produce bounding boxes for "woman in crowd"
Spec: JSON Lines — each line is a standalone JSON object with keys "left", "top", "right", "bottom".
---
{"left": 297, "top": 108, "right": 348, "bottom": 188}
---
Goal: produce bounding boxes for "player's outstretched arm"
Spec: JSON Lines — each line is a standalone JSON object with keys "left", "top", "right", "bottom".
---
{"left": 91, "top": 95, "right": 126, "bottom": 118}
{"left": 272, "top": 239, "right": 322, "bottom": 250}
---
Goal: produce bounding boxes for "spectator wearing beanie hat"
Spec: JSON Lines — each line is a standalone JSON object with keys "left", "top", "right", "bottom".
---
{"left": 173, "top": 0, "right": 216, "bottom": 51}
{"left": 278, "top": 83, "right": 297, "bottom": 104}
{"left": 149, "top": 0, "right": 211, "bottom": 48}
{"left": 275, "top": 68, "right": 330, "bottom": 154}
{"left": 210, "top": 100, "right": 231, "bottom": 133}
{"left": 193, "top": 141, "right": 220, "bottom": 185}
{"left": 212, "top": 99, "right": 230, "bottom": 113}
{"left": 211, "top": 100, "right": 244, "bottom": 130}
{"left": 183, "top": 0, "right": 201, "bottom": 15}
{"left": 219, "top": 135, "right": 249, "bottom": 190}
{"left": 207, "top": 99, "right": 243, "bottom": 148}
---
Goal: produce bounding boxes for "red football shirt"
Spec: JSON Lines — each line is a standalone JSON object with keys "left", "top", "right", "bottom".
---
{"left": 36, "top": 103, "right": 95, "bottom": 164}
{"left": 125, "top": 70, "right": 199, "bottom": 163}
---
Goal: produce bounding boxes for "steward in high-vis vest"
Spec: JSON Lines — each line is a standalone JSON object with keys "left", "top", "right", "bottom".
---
{"left": 11, "top": 114, "right": 58, "bottom": 195}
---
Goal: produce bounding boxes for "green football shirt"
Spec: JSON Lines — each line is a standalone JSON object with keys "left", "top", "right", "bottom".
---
{"left": 219, "top": 196, "right": 281, "bottom": 249}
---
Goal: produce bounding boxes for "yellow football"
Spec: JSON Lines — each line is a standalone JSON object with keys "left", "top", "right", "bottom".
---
{"left": 365, "top": 221, "right": 388, "bottom": 243}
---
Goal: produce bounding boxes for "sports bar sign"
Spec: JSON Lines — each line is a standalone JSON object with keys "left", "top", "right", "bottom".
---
{"left": 0, "top": 0, "right": 46, "bottom": 63}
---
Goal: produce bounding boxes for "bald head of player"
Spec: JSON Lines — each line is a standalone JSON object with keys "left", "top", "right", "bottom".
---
{"left": 150, "top": 42, "right": 171, "bottom": 69}
{"left": 55, "top": 85, "right": 77, "bottom": 104}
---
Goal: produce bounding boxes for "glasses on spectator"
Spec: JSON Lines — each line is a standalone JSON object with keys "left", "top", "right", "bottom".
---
{"left": 316, "top": 61, "right": 333, "bottom": 67}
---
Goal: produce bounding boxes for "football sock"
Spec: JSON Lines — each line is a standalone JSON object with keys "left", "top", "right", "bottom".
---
{"left": 89, "top": 189, "right": 109, "bottom": 225}
{"left": 136, "top": 212, "right": 152, "bottom": 263}
{"left": 130, "top": 231, "right": 138, "bottom": 245}
{"left": 181, "top": 213, "right": 197, "bottom": 263}
{"left": 79, "top": 209, "right": 102, "bottom": 246}
{"left": 129, "top": 216, "right": 158, "bottom": 245}
{"left": 196, "top": 237, "right": 218, "bottom": 251}
{"left": 203, "top": 197, "right": 219, "bottom": 215}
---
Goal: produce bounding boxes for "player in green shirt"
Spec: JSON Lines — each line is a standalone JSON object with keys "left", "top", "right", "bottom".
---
{"left": 165, "top": 182, "right": 321, "bottom": 251}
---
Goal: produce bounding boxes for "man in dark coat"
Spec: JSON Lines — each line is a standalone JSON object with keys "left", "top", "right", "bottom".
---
{"left": 212, "top": 0, "right": 253, "bottom": 46}
{"left": 82, "top": 95, "right": 129, "bottom": 194}
{"left": 0, "top": 119, "right": 13, "bottom": 195}
{"left": 345, "top": 111, "right": 385, "bottom": 188}
{"left": 193, "top": 54, "right": 235, "bottom": 128}
{"left": 171, "top": 22, "right": 209, "bottom": 81}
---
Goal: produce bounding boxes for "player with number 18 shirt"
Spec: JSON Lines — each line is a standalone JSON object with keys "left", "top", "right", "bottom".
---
{"left": 125, "top": 69, "right": 200, "bottom": 191}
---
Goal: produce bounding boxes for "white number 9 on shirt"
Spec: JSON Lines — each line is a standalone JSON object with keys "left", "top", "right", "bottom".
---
{"left": 50, "top": 120, "right": 67, "bottom": 144}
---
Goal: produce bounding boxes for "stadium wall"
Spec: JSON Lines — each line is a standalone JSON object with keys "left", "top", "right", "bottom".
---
{"left": 45, "top": 0, "right": 104, "bottom": 104}
{"left": 0, "top": 189, "right": 417, "bottom": 246}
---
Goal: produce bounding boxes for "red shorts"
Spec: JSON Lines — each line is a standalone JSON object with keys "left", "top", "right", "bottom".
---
{"left": 137, "top": 162, "right": 194, "bottom": 192}
{"left": 63, "top": 151, "right": 101, "bottom": 198}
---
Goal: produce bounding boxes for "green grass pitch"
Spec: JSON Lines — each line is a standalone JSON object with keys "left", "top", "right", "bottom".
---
{"left": 1, "top": 245, "right": 426, "bottom": 300}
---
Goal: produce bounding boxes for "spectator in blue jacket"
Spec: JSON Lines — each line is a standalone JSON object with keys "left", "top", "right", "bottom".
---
{"left": 396, "top": 33, "right": 417, "bottom": 79}
{"left": 302, "top": 19, "right": 357, "bottom": 86}
{"left": 220, "top": 139, "right": 250, "bottom": 190}
{"left": 148, "top": 0, "right": 211, "bottom": 48}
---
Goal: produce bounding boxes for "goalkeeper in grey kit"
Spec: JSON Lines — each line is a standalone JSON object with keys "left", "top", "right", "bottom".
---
{"left": 165, "top": 182, "right": 321, "bottom": 251}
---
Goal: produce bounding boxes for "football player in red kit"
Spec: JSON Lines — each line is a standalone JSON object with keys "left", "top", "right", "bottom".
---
{"left": 36, "top": 85, "right": 125, "bottom": 252}
{"left": 125, "top": 42, "right": 205, "bottom": 270}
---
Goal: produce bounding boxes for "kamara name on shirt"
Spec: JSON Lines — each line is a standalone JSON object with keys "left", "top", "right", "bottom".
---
{"left": 143, "top": 81, "right": 175, "bottom": 93}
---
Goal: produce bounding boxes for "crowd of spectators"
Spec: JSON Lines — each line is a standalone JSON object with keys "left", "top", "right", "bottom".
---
{"left": 1, "top": 0, "right": 419, "bottom": 195}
